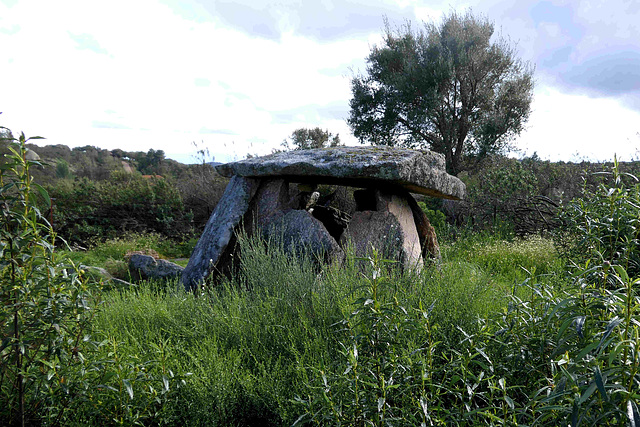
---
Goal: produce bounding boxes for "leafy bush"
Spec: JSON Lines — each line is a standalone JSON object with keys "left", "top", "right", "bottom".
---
{"left": 555, "top": 158, "right": 640, "bottom": 284}
{"left": 496, "top": 261, "right": 640, "bottom": 425}
{"left": 492, "top": 160, "right": 640, "bottom": 425}
{"left": 418, "top": 200, "right": 447, "bottom": 234}
{"left": 0, "top": 133, "right": 101, "bottom": 424}
{"left": 464, "top": 156, "right": 539, "bottom": 231}
{"left": 46, "top": 170, "right": 193, "bottom": 245}
{"left": 296, "top": 250, "right": 524, "bottom": 426}
{"left": 0, "top": 131, "right": 186, "bottom": 426}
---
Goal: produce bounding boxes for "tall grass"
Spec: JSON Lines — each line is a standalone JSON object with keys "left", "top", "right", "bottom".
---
{"left": 10, "top": 128, "right": 620, "bottom": 425}
{"left": 89, "top": 229, "right": 560, "bottom": 425}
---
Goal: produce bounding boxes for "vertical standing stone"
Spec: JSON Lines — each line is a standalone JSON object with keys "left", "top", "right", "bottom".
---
{"left": 181, "top": 175, "right": 260, "bottom": 291}
{"left": 405, "top": 193, "right": 442, "bottom": 261}
{"left": 375, "top": 189, "right": 424, "bottom": 271}
{"left": 340, "top": 188, "right": 424, "bottom": 272}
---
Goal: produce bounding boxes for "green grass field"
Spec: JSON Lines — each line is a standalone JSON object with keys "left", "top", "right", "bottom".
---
{"left": 81, "top": 230, "right": 564, "bottom": 425}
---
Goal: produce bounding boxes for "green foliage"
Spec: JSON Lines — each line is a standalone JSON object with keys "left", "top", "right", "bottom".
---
{"left": 496, "top": 262, "right": 640, "bottom": 425}
{"left": 89, "top": 229, "right": 542, "bottom": 426}
{"left": 95, "top": 235, "right": 343, "bottom": 426}
{"left": 0, "top": 130, "right": 187, "bottom": 426}
{"left": 465, "top": 156, "right": 540, "bottom": 230}
{"left": 55, "top": 158, "right": 70, "bottom": 179}
{"left": 418, "top": 201, "right": 447, "bottom": 233}
{"left": 46, "top": 171, "right": 192, "bottom": 245}
{"left": 446, "top": 234, "right": 562, "bottom": 284}
{"left": 136, "top": 148, "right": 165, "bottom": 175}
{"left": 296, "top": 250, "right": 528, "bottom": 426}
{"left": 348, "top": 11, "right": 534, "bottom": 174}
{"left": 174, "top": 156, "right": 229, "bottom": 232}
{"left": 556, "top": 158, "right": 640, "bottom": 283}
{"left": 279, "top": 127, "right": 342, "bottom": 152}
{"left": 62, "top": 232, "right": 195, "bottom": 280}
{"left": 0, "top": 132, "right": 96, "bottom": 425}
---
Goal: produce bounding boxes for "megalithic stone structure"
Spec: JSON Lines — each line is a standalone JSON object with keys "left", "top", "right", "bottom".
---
{"left": 182, "top": 146, "right": 465, "bottom": 292}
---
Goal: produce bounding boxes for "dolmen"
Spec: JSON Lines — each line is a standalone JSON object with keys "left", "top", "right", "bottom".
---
{"left": 182, "top": 146, "right": 465, "bottom": 292}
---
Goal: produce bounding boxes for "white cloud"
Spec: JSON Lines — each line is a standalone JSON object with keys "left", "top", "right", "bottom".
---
{"left": 516, "top": 86, "right": 640, "bottom": 161}
{"left": 1, "top": 0, "right": 639, "bottom": 167}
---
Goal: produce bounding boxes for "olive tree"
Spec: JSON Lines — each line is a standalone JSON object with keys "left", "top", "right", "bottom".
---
{"left": 280, "top": 127, "right": 342, "bottom": 151}
{"left": 348, "top": 11, "right": 534, "bottom": 175}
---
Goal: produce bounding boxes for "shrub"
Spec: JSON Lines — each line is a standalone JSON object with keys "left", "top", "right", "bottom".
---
{"left": 296, "top": 250, "right": 522, "bottom": 426}
{"left": 496, "top": 262, "right": 640, "bottom": 425}
{"left": 494, "top": 160, "right": 640, "bottom": 425}
{"left": 46, "top": 170, "right": 193, "bottom": 245}
{"left": 555, "top": 157, "right": 640, "bottom": 284}
{"left": 0, "top": 131, "right": 186, "bottom": 426}
{"left": 418, "top": 201, "right": 447, "bottom": 234}
{"left": 0, "top": 133, "right": 100, "bottom": 424}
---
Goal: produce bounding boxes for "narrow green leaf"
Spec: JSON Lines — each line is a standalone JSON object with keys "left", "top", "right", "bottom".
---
{"left": 593, "top": 366, "right": 608, "bottom": 402}
{"left": 32, "top": 183, "right": 51, "bottom": 209}
{"left": 578, "top": 381, "right": 597, "bottom": 405}
{"left": 575, "top": 341, "right": 599, "bottom": 361}
{"left": 504, "top": 395, "right": 515, "bottom": 410}
{"left": 612, "top": 264, "right": 630, "bottom": 284}
{"left": 598, "top": 317, "right": 622, "bottom": 352}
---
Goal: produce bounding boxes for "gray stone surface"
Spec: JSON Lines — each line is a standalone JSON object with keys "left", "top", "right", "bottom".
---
{"left": 340, "top": 189, "right": 424, "bottom": 272}
{"left": 374, "top": 190, "right": 424, "bottom": 270}
{"left": 340, "top": 211, "right": 407, "bottom": 266}
{"left": 182, "top": 175, "right": 260, "bottom": 291}
{"left": 129, "top": 255, "right": 184, "bottom": 281}
{"left": 215, "top": 146, "right": 465, "bottom": 200}
{"left": 260, "top": 209, "right": 344, "bottom": 265}
{"left": 251, "top": 178, "right": 291, "bottom": 224}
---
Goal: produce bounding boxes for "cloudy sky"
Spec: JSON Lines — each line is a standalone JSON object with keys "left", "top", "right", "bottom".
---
{"left": 1, "top": 0, "right": 639, "bottom": 164}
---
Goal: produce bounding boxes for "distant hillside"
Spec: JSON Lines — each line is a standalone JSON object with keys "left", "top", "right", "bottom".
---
{"left": 0, "top": 140, "right": 199, "bottom": 182}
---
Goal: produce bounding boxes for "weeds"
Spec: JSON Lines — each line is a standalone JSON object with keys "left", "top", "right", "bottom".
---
{"left": 6, "top": 127, "right": 637, "bottom": 425}
{"left": 0, "top": 132, "right": 185, "bottom": 426}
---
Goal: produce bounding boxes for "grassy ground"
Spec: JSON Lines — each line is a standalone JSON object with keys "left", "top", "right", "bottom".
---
{"left": 85, "top": 230, "right": 564, "bottom": 425}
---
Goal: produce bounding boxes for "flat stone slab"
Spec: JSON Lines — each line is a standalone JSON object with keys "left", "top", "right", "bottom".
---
{"left": 215, "top": 146, "right": 465, "bottom": 200}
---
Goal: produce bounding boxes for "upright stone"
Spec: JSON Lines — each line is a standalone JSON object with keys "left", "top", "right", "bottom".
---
{"left": 251, "top": 178, "right": 292, "bottom": 224}
{"left": 340, "top": 188, "right": 423, "bottom": 272}
{"left": 260, "top": 209, "right": 344, "bottom": 264}
{"left": 249, "top": 179, "right": 344, "bottom": 264}
{"left": 405, "top": 193, "right": 441, "bottom": 261}
{"left": 182, "top": 175, "right": 259, "bottom": 291}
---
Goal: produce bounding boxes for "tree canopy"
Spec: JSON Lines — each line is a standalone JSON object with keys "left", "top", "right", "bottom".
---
{"left": 348, "top": 11, "right": 534, "bottom": 175}
{"left": 280, "top": 127, "right": 342, "bottom": 151}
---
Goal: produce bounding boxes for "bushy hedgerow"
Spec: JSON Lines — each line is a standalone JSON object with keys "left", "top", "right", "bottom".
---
{"left": 45, "top": 170, "right": 192, "bottom": 245}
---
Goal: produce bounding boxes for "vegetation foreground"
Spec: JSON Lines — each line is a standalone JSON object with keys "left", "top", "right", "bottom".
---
{"left": 3, "top": 138, "right": 640, "bottom": 426}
